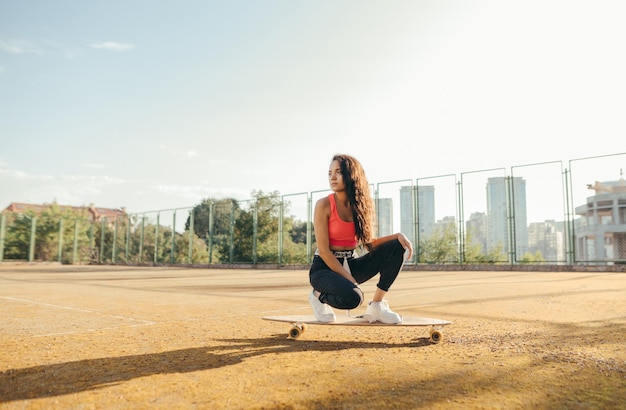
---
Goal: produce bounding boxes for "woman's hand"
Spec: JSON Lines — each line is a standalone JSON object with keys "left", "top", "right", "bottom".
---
{"left": 397, "top": 233, "right": 413, "bottom": 260}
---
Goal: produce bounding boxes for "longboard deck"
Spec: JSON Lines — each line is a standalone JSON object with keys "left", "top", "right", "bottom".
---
{"left": 263, "top": 315, "right": 450, "bottom": 327}
{"left": 263, "top": 314, "right": 451, "bottom": 343}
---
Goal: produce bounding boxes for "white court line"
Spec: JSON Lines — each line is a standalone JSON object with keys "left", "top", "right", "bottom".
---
{"left": 1, "top": 296, "right": 156, "bottom": 337}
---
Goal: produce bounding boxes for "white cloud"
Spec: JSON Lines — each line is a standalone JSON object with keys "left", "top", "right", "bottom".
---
{"left": 90, "top": 41, "right": 135, "bottom": 51}
{"left": 0, "top": 39, "right": 42, "bottom": 55}
{"left": 155, "top": 184, "right": 248, "bottom": 201}
{"left": 0, "top": 166, "right": 128, "bottom": 208}
{"left": 0, "top": 65, "right": 4, "bottom": 74}
{"left": 59, "top": 174, "right": 126, "bottom": 185}
{"left": 156, "top": 144, "right": 201, "bottom": 159}
{"left": 81, "top": 162, "right": 105, "bottom": 170}
{"left": 0, "top": 38, "right": 81, "bottom": 58}
{"left": 0, "top": 164, "right": 244, "bottom": 212}
{"left": 0, "top": 167, "right": 33, "bottom": 179}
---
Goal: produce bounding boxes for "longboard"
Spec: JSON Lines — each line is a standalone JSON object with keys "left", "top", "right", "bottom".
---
{"left": 263, "top": 314, "right": 451, "bottom": 343}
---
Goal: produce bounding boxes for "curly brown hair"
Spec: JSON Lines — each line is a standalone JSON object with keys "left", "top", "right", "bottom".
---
{"left": 332, "top": 154, "right": 375, "bottom": 249}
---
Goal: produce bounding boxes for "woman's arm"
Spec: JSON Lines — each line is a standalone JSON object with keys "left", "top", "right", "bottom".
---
{"left": 313, "top": 197, "right": 359, "bottom": 284}
{"left": 368, "top": 233, "right": 413, "bottom": 260}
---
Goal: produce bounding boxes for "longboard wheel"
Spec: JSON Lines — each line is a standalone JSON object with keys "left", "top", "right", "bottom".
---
{"left": 289, "top": 324, "right": 305, "bottom": 339}
{"left": 430, "top": 329, "right": 443, "bottom": 344}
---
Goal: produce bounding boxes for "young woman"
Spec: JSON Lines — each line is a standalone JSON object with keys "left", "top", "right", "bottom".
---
{"left": 309, "top": 154, "right": 413, "bottom": 323}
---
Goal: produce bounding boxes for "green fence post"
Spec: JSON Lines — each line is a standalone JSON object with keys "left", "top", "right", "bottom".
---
{"left": 457, "top": 180, "right": 465, "bottom": 265}
{"left": 505, "top": 176, "right": 516, "bottom": 264}
{"left": 278, "top": 199, "right": 284, "bottom": 266}
{"left": 229, "top": 204, "right": 235, "bottom": 264}
{"left": 139, "top": 216, "right": 145, "bottom": 264}
{"left": 112, "top": 217, "right": 117, "bottom": 263}
{"left": 72, "top": 220, "right": 79, "bottom": 264}
{"left": 29, "top": 216, "right": 37, "bottom": 262}
{"left": 171, "top": 210, "right": 176, "bottom": 264}
{"left": 563, "top": 167, "right": 574, "bottom": 265}
{"left": 100, "top": 218, "right": 106, "bottom": 264}
{"left": 0, "top": 213, "right": 6, "bottom": 262}
{"left": 88, "top": 223, "right": 94, "bottom": 248}
{"left": 188, "top": 210, "right": 194, "bottom": 264}
{"left": 155, "top": 212, "right": 160, "bottom": 264}
{"left": 307, "top": 195, "right": 312, "bottom": 262}
{"left": 208, "top": 202, "right": 214, "bottom": 264}
{"left": 58, "top": 219, "right": 64, "bottom": 262}
{"left": 279, "top": 192, "right": 311, "bottom": 265}
{"left": 413, "top": 184, "right": 419, "bottom": 264}
{"left": 125, "top": 215, "right": 131, "bottom": 263}
{"left": 252, "top": 201, "right": 258, "bottom": 265}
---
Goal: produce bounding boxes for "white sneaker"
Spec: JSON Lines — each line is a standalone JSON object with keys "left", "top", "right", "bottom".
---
{"left": 309, "top": 290, "right": 335, "bottom": 323}
{"left": 364, "top": 300, "right": 402, "bottom": 324}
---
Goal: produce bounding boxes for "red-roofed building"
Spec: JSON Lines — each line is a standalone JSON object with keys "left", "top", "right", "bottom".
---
{"left": 2, "top": 202, "right": 126, "bottom": 222}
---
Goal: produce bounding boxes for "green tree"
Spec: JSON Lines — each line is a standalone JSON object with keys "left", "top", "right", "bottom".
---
{"left": 461, "top": 226, "right": 509, "bottom": 264}
{"left": 281, "top": 217, "right": 309, "bottom": 264}
{"left": 170, "top": 231, "right": 209, "bottom": 264}
{"left": 289, "top": 220, "right": 307, "bottom": 245}
{"left": 233, "top": 191, "right": 281, "bottom": 263}
{"left": 519, "top": 250, "right": 545, "bottom": 263}
{"left": 123, "top": 214, "right": 208, "bottom": 264}
{"left": 186, "top": 198, "right": 239, "bottom": 263}
{"left": 2, "top": 203, "right": 93, "bottom": 263}
{"left": 2, "top": 212, "right": 31, "bottom": 260}
{"left": 419, "top": 222, "right": 459, "bottom": 263}
{"left": 93, "top": 216, "right": 128, "bottom": 263}
{"left": 463, "top": 232, "right": 485, "bottom": 263}
{"left": 186, "top": 191, "right": 310, "bottom": 264}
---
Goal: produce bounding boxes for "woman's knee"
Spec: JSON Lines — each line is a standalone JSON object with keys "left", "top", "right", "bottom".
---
{"left": 392, "top": 238, "right": 405, "bottom": 253}
{"left": 379, "top": 239, "right": 405, "bottom": 264}
{"left": 377, "top": 238, "right": 404, "bottom": 254}
{"left": 340, "top": 288, "right": 363, "bottom": 310}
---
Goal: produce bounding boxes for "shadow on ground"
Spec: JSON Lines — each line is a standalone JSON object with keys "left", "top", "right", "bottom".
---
{"left": 0, "top": 335, "right": 432, "bottom": 402}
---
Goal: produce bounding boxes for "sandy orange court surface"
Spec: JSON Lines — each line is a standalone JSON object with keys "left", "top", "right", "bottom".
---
{"left": 1, "top": 264, "right": 624, "bottom": 409}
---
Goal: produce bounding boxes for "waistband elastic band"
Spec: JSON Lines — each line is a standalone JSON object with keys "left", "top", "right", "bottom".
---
{"left": 314, "top": 249, "right": 355, "bottom": 259}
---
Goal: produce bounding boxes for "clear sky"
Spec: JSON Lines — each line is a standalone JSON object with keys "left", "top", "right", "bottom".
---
{"left": 1, "top": 1, "right": 625, "bottom": 217}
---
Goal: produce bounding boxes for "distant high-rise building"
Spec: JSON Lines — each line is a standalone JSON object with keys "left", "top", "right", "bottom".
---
{"left": 527, "top": 220, "right": 565, "bottom": 262}
{"left": 399, "top": 187, "right": 414, "bottom": 245}
{"left": 399, "top": 185, "right": 435, "bottom": 245}
{"left": 376, "top": 197, "right": 393, "bottom": 237}
{"left": 486, "top": 177, "right": 528, "bottom": 259}
{"left": 466, "top": 211, "right": 488, "bottom": 254}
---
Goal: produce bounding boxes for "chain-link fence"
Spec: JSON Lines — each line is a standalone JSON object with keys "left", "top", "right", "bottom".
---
{"left": 2, "top": 153, "right": 624, "bottom": 266}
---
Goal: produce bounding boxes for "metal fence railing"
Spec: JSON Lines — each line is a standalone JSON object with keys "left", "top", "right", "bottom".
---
{"left": 1, "top": 152, "right": 625, "bottom": 266}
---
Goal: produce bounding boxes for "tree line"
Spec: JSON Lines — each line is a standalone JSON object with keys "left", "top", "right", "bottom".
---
{"left": 2, "top": 190, "right": 540, "bottom": 265}
{"left": 0, "top": 191, "right": 309, "bottom": 265}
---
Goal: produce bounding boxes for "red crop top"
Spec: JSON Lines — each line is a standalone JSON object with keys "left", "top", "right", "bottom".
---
{"left": 328, "top": 193, "right": 358, "bottom": 248}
